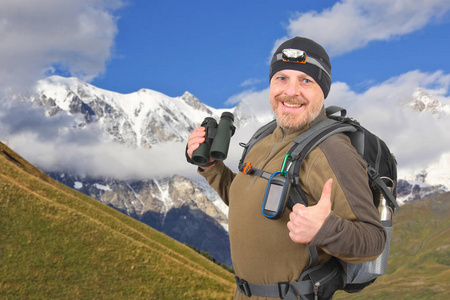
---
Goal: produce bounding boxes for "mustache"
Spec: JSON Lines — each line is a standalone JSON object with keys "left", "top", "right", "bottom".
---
{"left": 275, "top": 95, "right": 308, "bottom": 105}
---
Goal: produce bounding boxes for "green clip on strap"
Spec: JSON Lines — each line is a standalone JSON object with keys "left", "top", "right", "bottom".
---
{"left": 281, "top": 154, "right": 293, "bottom": 176}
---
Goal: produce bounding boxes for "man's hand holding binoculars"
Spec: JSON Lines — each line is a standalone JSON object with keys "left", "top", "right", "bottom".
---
{"left": 187, "top": 126, "right": 217, "bottom": 171}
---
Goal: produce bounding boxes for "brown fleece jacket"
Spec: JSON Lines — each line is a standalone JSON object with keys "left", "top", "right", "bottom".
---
{"left": 198, "top": 109, "right": 386, "bottom": 300}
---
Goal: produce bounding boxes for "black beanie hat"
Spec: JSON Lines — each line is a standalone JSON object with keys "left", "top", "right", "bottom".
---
{"left": 269, "top": 37, "right": 332, "bottom": 98}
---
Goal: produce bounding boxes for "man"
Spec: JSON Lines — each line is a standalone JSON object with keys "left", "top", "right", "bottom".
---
{"left": 187, "top": 37, "right": 386, "bottom": 299}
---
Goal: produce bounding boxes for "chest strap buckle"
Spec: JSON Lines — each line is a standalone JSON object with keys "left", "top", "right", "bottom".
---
{"left": 235, "top": 276, "right": 252, "bottom": 297}
{"left": 242, "top": 162, "right": 253, "bottom": 174}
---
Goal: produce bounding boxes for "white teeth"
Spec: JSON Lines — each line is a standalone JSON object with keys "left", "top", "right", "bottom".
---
{"left": 283, "top": 102, "right": 302, "bottom": 108}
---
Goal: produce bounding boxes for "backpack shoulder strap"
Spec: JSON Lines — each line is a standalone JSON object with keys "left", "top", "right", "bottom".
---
{"left": 238, "top": 119, "right": 277, "bottom": 171}
{"left": 287, "top": 109, "right": 399, "bottom": 211}
{"left": 326, "top": 105, "right": 347, "bottom": 117}
{"left": 287, "top": 118, "right": 358, "bottom": 185}
{"left": 326, "top": 108, "right": 400, "bottom": 210}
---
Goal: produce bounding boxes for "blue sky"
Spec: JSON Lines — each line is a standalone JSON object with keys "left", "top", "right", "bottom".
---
{"left": 87, "top": 0, "right": 450, "bottom": 108}
{"left": 90, "top": 0, "right": 339, "bottom": 106}
{"left": 1, "top": 0, "right": 449, "bottom": 109}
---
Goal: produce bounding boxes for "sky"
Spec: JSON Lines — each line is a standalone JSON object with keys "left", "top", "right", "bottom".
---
{"left": 79, "top": 0, "right": 450, "bottom": 107}
{"left": 1, "top": 0, "right": 449, "bottom": 107}
{"left": 1, "top": 0, "right": 450, "bottom": 183}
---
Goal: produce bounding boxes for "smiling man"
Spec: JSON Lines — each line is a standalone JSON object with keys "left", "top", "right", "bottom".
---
{"left": 187, "top": 37, "right": 385, "bottom": 300}
{"left": 269, "top": 68, "right": 325, "bottom": 131}
{"left": 269, "top": 38, "right": 331, "bottom": 132}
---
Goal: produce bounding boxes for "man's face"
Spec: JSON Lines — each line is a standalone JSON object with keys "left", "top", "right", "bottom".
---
{"left": 269, "top": 69, "right": 325, "bottom": 131}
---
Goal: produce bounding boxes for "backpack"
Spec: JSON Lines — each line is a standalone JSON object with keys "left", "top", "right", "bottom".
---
{"left": 236, "top": 106, "right": 398, "bottom": 299}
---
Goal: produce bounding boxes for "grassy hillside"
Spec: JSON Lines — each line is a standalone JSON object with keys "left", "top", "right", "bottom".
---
{"left": 335, "top": 191, "right": 450, "bottom": 300}
{"left": 1, "top": 140, "right": 449, "bottom": 299}
{"left": 0, "top": 142, "right": 235, "bottom": 299}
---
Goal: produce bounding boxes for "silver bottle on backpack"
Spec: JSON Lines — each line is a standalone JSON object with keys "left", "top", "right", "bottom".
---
{"left": 342, "top": 177, "right": 395, "bottom": 284}
{"left": 370, "top": 177, "right": 395, "bottom": 275}
{"left": 378, "top": 177, "right": 394, "bottom": 222}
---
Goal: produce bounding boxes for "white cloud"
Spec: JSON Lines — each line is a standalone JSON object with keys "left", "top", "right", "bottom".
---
{"left": 227, "top": 70, "right": 450, "bottom": 175}
{"left": 326, "top": 70, "right": 450, "bottom": 170}
{"left": 1, "top": 70, "right": 448, "bottom": 181}
{"left": 240, "top": 78, "right": 265, "bottom": 87}
{"left": 0, "top": 103, "right": 193, "bottom": 181}
{"left": 0, "top": 98, "right": 195, "bottom": 180}
{"left": 0, "top": 0, "right": 124, "bottom": 93}
{"left": 225, "top": 89, "right": 260, "bottom": 106}
{"left": 226, "top": 70, "right": 450, "bottom": 173}
{"left": 280, "top": 0, "right": 450, "bottom": 56}
{"left": 225, "top": 88, "right": 273, "bottom": 123}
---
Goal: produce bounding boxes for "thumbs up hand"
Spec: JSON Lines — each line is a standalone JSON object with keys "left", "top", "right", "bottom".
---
{"left": 287, "top": 179, "right": 333, "bottom": 244}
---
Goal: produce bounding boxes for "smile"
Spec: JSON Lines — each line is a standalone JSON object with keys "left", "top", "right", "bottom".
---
{"left": 282, "top": 102, "right": 303, "bottom": 108}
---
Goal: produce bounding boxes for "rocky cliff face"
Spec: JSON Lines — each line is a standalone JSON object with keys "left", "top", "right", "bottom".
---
{"left": 397, "top": 179, "right": 448, "bottom": 205}
{"left": 49, "top": 172, "right": 231, "bottom": 266}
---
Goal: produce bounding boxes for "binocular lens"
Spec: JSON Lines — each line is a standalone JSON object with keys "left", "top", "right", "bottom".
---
{"left": 192, "top": 142, "right": 211, "bottom": 165}
{"left": 190, "top": 112, "right": 235, "bottom": 167}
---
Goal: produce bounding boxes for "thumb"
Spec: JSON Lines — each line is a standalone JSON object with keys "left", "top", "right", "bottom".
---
{"left": 292, "top": 203, "right": 306, "bottom": 214}
{"left": 317, "top": 178, "right": 333, "bottom": 207}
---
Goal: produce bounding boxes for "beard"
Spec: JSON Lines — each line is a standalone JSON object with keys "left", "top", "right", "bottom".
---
{"left": 271, "top": 95, "right": 323, "bottom": 132}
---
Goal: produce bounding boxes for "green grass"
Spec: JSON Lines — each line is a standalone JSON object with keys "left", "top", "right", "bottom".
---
{"left": 0, "top": 142, "right": 235, "bottom": 299}
{"left": 1, "top": 141, "right": 449, "bottom": 299}
{"left": 335, "top": 192, "right": 450, "bottom": 299}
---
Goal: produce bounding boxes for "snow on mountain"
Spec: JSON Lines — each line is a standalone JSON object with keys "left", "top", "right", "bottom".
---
{"left": 410, "top": 88, "right": 450, "bottom": 117}
{"left": 399, "top": 88, "right": 450, "bottom": 193}
{"left": 30, "top": 76, "right": 450, "bottom": 195}
{"left": 33, "top": 76, "right": 222, "bottom": 148}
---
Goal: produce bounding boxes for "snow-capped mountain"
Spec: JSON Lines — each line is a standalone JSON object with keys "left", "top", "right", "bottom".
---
{"left": 410, "top": 88, "right": 450, "bottom": 117}
{"left": 33, "top": 76, "right": 272, "bottom": 149}
{"left": 399, "top": 88, "right": 450, "bottom": 200}
{"left": 397, "top": 179, "right": 447, "bottom": 205}
{"left": 28, "top": 75, "right": 238, "bottom": 265}
{"left": 33, "top": 76, "right": 219, "bottom": 148}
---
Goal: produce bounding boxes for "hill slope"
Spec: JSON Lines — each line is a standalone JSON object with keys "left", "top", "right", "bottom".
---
{"left": 335, "top": 192, "right": 450, "bottom": 299}
{"left": 0, "top": 142, "right": 235, "bottom": 299}
{"left": 1, "top": 139, "right": 449, "bottom": 299}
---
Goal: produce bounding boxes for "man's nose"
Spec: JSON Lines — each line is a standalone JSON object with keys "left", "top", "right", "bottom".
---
{"left": 284, "top": 79, "right": 301, "bottom": 97}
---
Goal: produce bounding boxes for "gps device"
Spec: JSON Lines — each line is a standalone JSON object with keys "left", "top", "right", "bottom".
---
{"left": 262, "top": 171, "right": 291, "bottom": 219}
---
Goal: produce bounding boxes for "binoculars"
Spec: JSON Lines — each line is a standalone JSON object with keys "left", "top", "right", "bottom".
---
{"left": 191, "top": 112, "right": 236, "bottom": 166}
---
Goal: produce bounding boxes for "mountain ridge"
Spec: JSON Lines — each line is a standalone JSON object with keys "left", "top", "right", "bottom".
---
{"left": 34, "top": 75, "right": 222, "bottom": 148}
